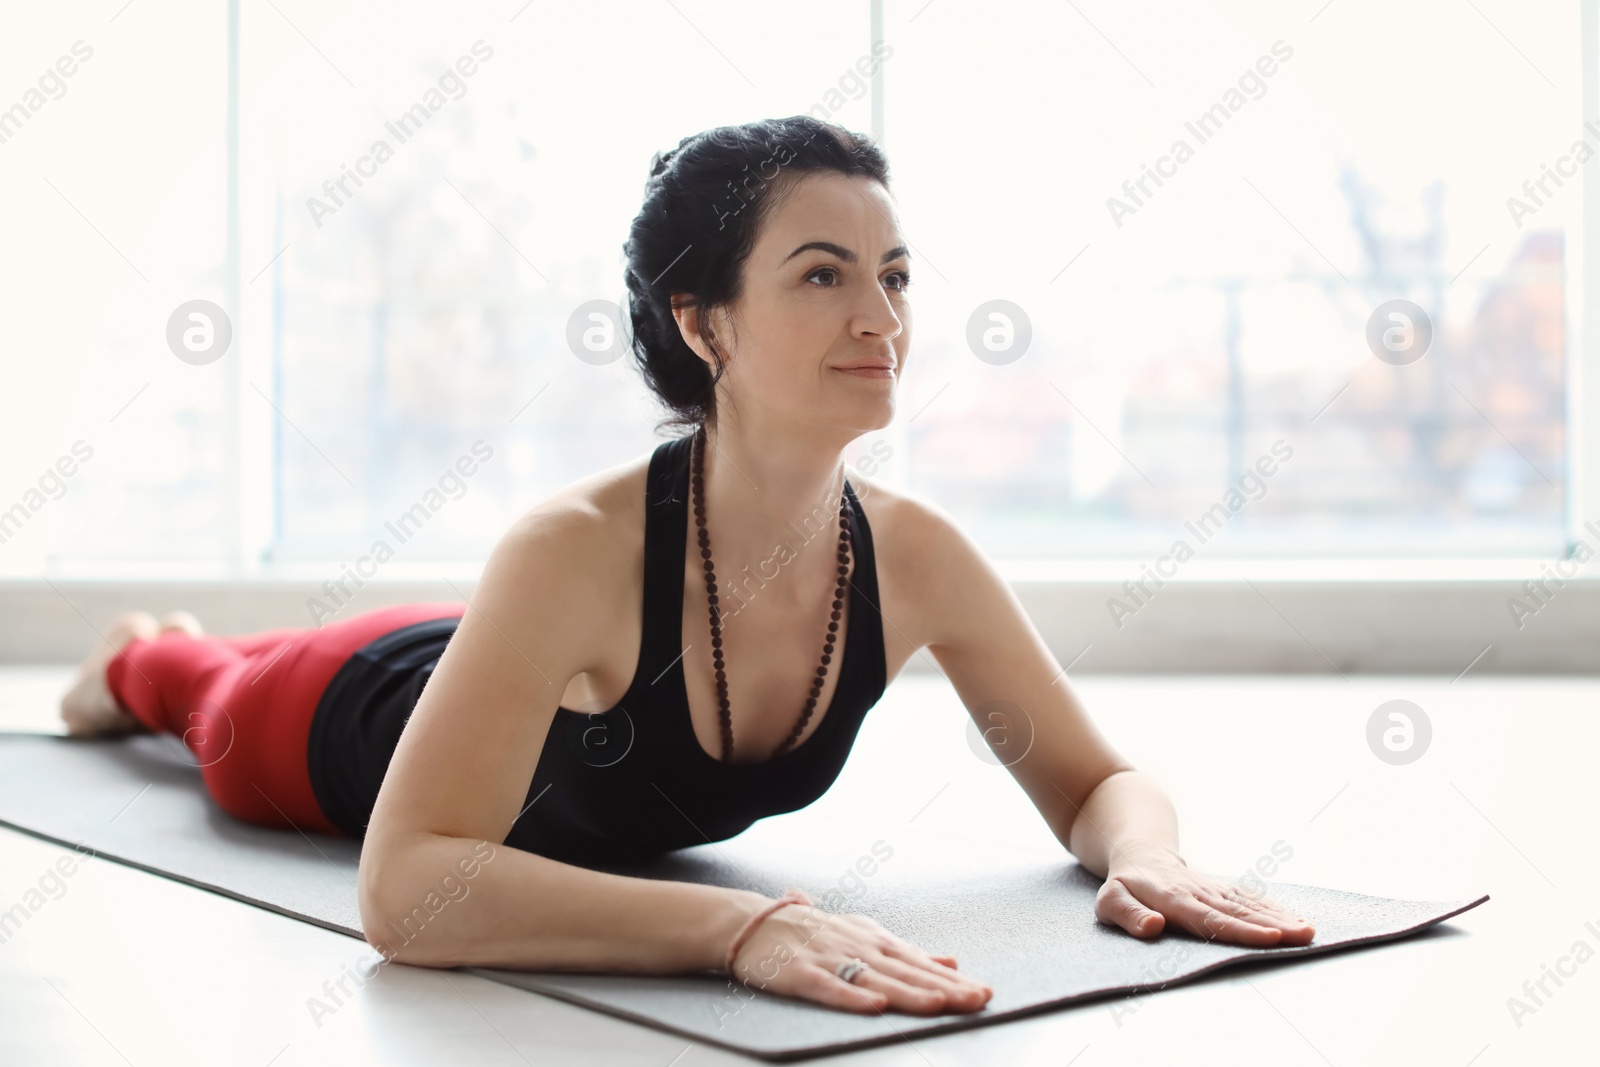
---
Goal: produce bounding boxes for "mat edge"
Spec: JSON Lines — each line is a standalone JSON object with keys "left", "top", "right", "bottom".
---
{"left": 0, "top": 815, "right": 368, "bottom": 943}
{"left": 469, "top": 891, "right": 1493, "bottom": 1062}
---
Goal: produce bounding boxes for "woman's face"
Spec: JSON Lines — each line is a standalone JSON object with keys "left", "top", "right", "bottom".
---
{"left": 678, "top": 171, "right": 911, "bottom": 439}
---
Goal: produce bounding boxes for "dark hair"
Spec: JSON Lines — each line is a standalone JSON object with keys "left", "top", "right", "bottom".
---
{"left": 623, "top": 116, "right": 891, "bottom": 433}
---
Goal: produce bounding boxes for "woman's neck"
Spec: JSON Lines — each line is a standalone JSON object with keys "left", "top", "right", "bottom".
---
{"left": 698, "top": 419, "right": 849, "bottom": 575}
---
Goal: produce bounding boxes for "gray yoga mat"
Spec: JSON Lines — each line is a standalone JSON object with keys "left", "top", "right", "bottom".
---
{"left": 0, "top": 732, "right": 1489, "bottom": 1061}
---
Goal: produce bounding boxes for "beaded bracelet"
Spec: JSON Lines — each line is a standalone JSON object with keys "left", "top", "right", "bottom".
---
{"left": 723, "top": 888, "right": 813, "bottom": 977}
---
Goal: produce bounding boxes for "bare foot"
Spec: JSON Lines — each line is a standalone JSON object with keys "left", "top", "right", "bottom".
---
{"left": 157, "top": 610, "right": 204, "bottom": 638}
{"left": 59, "top": 611, "right": 160, "bottom": 736}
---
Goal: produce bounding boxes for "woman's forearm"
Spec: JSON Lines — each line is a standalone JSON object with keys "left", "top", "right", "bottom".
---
{"left": 1060, "top": 769, "right": 1181, "bottom": 878}
{"left": 358, "top": 830, "right": 772, "bottom": 974}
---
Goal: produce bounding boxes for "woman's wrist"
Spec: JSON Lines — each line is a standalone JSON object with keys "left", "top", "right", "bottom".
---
{"left": 1108, "top": 839, "right": 1184, "bottom": 874}
{"left": 721, "top": 888, "right": 812, "bottom": 977}
{"left": 696, "top": 887, "right": 782, "bottom": 974}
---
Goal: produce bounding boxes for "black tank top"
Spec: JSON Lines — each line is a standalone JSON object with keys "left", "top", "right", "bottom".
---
{"left": 306, "top": 432, "right": 889, "bottom": 864}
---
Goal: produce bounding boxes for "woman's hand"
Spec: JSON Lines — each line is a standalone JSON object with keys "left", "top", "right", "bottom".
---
{"left": 731, "top": 904, "right": 994, "bottom": 1015}
{"left": 1096, "top": 844, "right": 1316, "bottom": 947}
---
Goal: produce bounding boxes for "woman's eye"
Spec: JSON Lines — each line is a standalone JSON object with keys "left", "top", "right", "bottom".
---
{"left": 806, "top": 266, "right": 911, "bottom": 290}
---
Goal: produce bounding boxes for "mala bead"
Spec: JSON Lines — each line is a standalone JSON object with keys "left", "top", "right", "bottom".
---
{"left": 690, "top": 425, "right": 851, "bottom": 762}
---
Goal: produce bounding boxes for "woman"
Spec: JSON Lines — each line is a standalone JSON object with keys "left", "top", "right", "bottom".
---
{"left": 60, "top": 116, "right": 1314, "bottom": 1017}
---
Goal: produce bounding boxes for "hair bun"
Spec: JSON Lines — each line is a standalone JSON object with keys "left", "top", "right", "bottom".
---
{"left": 648, "top": 148, "right": 678, "bottom": 179}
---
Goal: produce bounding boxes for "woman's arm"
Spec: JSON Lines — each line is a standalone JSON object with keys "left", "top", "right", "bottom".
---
{"left": 357, "top": 504, "right": 769, "bottom": 974}
{"left": 357, "top": 499, "right": 992, "bottom": 1014}
{"left": 905, "top": 498, "right": 1315, "bottom": 947}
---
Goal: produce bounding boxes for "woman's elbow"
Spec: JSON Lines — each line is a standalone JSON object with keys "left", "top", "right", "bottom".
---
{"left": 358, "top": 900, "right": 455, "bottom": 968}
{"left": 356, "top": 837, "right": 452, "bottom": 967}
{"left": 356, "top": 831, "right": 502, "bottom": 967}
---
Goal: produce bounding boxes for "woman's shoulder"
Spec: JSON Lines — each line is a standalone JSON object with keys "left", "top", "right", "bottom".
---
{"left": 466, "top": 449, "right": 656, "bottom": 673}
{"left": 849, "top": 470, "right": 1026, "bottom": 662}
{"left": 845, "top": 470, "right": 991, "bottom": 660}
{"left": 497, "top": 448, "right": 655, "bottom": 563}
{"left": 847, "top": 468, "right": 968, "bottom": 567}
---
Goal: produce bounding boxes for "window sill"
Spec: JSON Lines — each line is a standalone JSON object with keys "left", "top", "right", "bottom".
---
{"left": 2, "top": 562, "right": 1595, "bottom": 673}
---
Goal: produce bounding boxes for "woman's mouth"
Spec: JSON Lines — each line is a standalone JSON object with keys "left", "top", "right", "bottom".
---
{"left": 834, "top": 363, "right": 896, "bottom": 379}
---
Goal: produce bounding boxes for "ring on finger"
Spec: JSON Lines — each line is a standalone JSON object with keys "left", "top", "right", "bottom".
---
{"left": 835, "top": 957, "right": 870, "bottom": 984}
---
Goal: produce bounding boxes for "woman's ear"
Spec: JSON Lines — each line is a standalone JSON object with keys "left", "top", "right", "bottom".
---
{"left": 670, "top": 295, "right": 721, "bottom": 369}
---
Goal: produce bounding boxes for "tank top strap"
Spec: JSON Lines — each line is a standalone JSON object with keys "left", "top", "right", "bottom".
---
{"left": 840, "top": 476, "right": 888, "bottom": 699}
{"left": 637, "top": 433, "right": 695, "bottom": 681}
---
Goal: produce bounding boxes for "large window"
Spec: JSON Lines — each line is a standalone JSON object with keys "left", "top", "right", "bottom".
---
{"left": 889, "top": 1, "right": 1575, "bottom": 557}
{"left": 0, "top": 4, "right": 231, "bottom": 576}
{"left": 0, "top": 1, "right": 1586, "bottom": 577}
{"left": 246, "top": 1, "right": 881, "bottom": 568}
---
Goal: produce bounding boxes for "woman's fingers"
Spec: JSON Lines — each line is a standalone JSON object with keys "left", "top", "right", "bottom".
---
{"left": 830, "top": 915, "right": 989, "bottom": 990}
{"left": 1230, "top": 886, "right": 1315, "bottom": 932}
{"left": 1100, "top": 874, "right": 1318, "bottom": 948}
{"left": 1172, "top": 895, "right": 1291, "bottom": 946}
{"left": 863, "top": 951, "right": 992, "bottom": 1010}
{"left": 1206, "top": 888, "right": 1315, "bottom": 944}
{"left": 1096, "top": 878, "right": 1167, "bottom": 938}
{"left": 876, "top": 939, "right": 977, "bottom": 983}
{"left": 796, "top": 963, "right": 888, "bottom": 1014}
{"left": 1199, "top": 891, "right": 1286, "bottom": 935}
{"left": 793, "top": 962, "right": 961, "bottom": 1016}
{"left": 858, "top": 924, "right": 993, "bottom": 1009}
{"left": 848, "top": 965, "right": 962, "bottom": 1015}
{"left": 735, "top": 908, "right": 992, "bottom": 1016}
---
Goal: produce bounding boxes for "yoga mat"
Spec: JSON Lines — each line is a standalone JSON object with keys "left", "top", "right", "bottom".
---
{"left": 0, "top": 733, "right": 1488, "bottom": 1061}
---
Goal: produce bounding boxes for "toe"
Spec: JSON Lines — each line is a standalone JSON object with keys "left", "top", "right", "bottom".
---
{"left": 59, "top": 612, "right": 159, "bottom": 736}
{"left": 156, "top": 610, "right": 203, "bottom": 638}
{"left": 111, "top": 611, "right": 161, "bottom": 646}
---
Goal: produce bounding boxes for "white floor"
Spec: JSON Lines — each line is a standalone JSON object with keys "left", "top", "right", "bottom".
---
{"left": 0, "top": 666, "right": 1593, "bottom": 1066}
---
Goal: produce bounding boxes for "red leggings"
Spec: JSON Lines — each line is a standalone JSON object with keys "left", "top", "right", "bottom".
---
{"left": 104, "top": 603, "right": 466, "bottom": 837}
